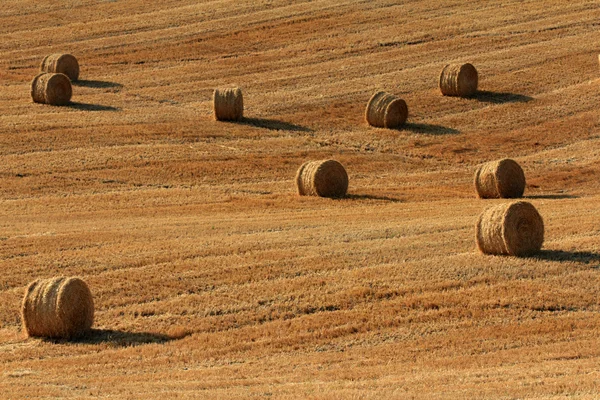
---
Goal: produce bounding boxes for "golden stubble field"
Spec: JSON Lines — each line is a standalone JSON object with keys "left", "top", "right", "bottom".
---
{"left": 1, "top": 0, "right": 599, "bottom": 398}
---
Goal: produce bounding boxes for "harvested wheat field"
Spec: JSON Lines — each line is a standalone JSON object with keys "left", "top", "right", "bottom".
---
{"left": 1, "top": 0, "right": 600, "bottom": 398}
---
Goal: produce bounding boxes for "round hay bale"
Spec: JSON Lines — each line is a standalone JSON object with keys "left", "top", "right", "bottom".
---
{"left": 476, "top": 201, "right": 544, "bottom": 257}
{"left": 365, "top": 91, "right": 408, "bottom": 128}
{"left": 439, "top": 63, "right": 478, "bottom": 97}
{"left": 31, "top": 72, "right": 72, "bottom": 106}
{"left": 474, "top": 158, "right": 526, "bottom": 199}
{"left": 22, "top": 276, "right": 94, "bottom": 339}
{"left": 295, "top": 159, "right": 348, "bottom": 198}
{"left": 213, "top": 87, "right": 243, "bottom": 121}
{"left": 40, "top": 53, "right": 79, "bottom": 81}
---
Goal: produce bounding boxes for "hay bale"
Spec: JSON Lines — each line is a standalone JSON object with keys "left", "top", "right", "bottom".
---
{"left": 22, "top": 276, "right": 94, "bottom": 339}
{"left": 31, "top": 73, "right": 72, "bottom": 106}
{"left": 295, "top": 159, "right": 348, "bottom": 198}
{"left": 365, "top": 91, "right": 408, "bottom": 128}
{"left": 474, "top": 158, "right": 526, "bottom": 199}
{"left": 213, "top": 87, "right": 243, "bottom": 121}
{"left": 476, "top": 201, "right": 544, "bottom": 256}
{"left": 439, "top": 63, "right": 478, "bottom": 97}
{"left": 40, "top": 53, "right": 79, "bottom": 81}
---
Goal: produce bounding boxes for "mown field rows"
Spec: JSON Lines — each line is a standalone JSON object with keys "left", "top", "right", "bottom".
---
{"left": 1, "top": 0, "right": 599, "bottom": 398}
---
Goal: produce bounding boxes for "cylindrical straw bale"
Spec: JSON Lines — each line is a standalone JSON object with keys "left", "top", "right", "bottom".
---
{"left": 22, "top": 277, "right": 94, "bottom": 339}
{"left": 474, "top": 158, "right": 526, "bottom": 199}
{"left": 213, "top": 87, "right": 243, "bottom": 121}
{"left": 31, "top": 73, "right": 72, "bottom": 106}
{"left": 439, "top": 63, "right": 478, "bottom": 97}
{"left": 476, "top": 201, "right": 544, "bottom": 257}
{"left": 296, "top": 159, "right": 348, "bottom": 198}
{"left": 365, "top": 91, "right": 408, "bottom": 128}
{"left": 40, "top": 53, "right": 79, "bottom": 81}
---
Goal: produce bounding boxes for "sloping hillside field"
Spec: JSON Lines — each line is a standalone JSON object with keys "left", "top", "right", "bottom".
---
{"left": 1, "top": 0, "right": 599, "bottom": 398}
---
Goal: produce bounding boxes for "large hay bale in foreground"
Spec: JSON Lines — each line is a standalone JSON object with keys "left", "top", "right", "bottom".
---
{"left": 22, "top": 277, "right": 94, "bottom": 339}
{"left": 439, "top": 63, "right": 478, "bottom": 97}
{"left": 365, "top": 91, "right": 408, "bottom": 128}
{"left": 213, "top": 87, "right": 243, "bottom": 121}
{"left": 40, "top": 53, "right": 79, "bottom": 81}
{"left": 296, "top": 159, "right": 348, "bottom": 198}
{"left": 474, "top": 158, "right": 526, "bottom": 199}
{"left": 476, "top": 201, "right": 544, "bottom": 257}
{"left": 31, "top": 72, "right": 72, "bottom": 106}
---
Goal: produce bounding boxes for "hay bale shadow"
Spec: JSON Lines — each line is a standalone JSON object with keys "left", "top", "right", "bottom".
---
{"left": 525, "top": 194, "right": 579, "bottom": 199}
{"left": 73, "top": 80, "right": 123, "bottom": 89}
{"left": 51, "top": 328, "right": 185, "bottom": 346}
{"left": 473, "top": 90, "right": 533, "bottom": 104}
{"left": 529, "top": 250, "right": 600, "bottom": 264}
{"left": 402, "top": 123, "right": 460, "bottom": 135}
{"left": 240, "top": 117, "right": 312, "bottom": 132}
{"left": 339, "top": 194, "right": 403, "bottom": 203}
{"left": 67, "top": 102, "right": 120, "bottom": 112}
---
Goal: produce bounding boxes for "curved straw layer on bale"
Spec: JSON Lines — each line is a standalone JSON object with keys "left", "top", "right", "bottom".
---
{"left": 22, "top": 276, "right": 94, "bottom": 339}
{"left": 365, "top": 91, "right": 408, "bottom": 128}
{"left": 31, "top": 73, "right": 72, "bottom": 106}
{"left": 295, "top": 159, "right": 348, "bottom": 198}
{"left": 40, "top": 53, "right": 79, "bottom": 81}
{"left": 474, "top": 158, "right": 526, "bottom": 199}
{"left": 439, "top": 63, "right": 478, "bottom": 97}
{"left": 213, "top": 87, "right": 243, "bottom": 121}
{"left": 476, "top": 201, "right": 544, "bottom": 257}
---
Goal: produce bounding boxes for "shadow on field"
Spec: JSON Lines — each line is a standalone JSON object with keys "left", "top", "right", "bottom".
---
{"left": 73, "top": 80, "right": 123, "bottom": 89}
{"left": 67, "top": 102, "right": 121, "bottom": 112}
{"left": 525, "top": 194, "right": 579, "bottom": 199}
{"left": 240, "top": 117, "right": 313, "bottom": 132}
{"left": 67, "top": 329, "right": 180, "bottom": 347}
{"left": 402, "top": 122, "right": 460, "bottom": 135}
{"left": 530, "top": 250, "right": 600, "bottom": 264}
{"left": 473, "top": 90, "right": 533, "bottom": 104}
{"left": 342, "top": 194, "right": 403, "bottom": 203}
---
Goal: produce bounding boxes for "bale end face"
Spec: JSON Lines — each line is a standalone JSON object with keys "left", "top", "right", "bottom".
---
{"left": 22, "top": 277, "right": 94, "bottom": 339}
{"left": 439, "top": 63, "right": 478, "bottom": 97}
{"left": 476, "top": 201, "right": 544, "bottom": 257}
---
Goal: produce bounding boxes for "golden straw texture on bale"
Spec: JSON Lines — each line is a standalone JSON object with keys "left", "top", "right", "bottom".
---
{"left": 474, "top": 158, "right": 526, "bottom": 199}
{"left": 476, "top": 201, "right": 544, "bottom": 257}
{"left": 31, "top": 72, "right": 72, "bottom": 106}
{"left": 439, "top": 63, "right": 478, "bottom": 97}
{"left": 365, "top": 91, "right": 408, "bottom": 128}
{"left": 40, "top": 53, "right": 79, "bottom": 81}
{"left": 213, "top": 87, "right": 244, "bottom": 121}
{"left": 22, "top": 277, "right": 94, "bottom": 339}
{"left": 295, "top": 159, "right": 348, "bottom": 198}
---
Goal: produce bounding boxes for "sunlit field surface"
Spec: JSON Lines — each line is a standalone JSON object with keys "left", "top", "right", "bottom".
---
{"left": 1, "top": 1, "right": 599, "bottom": 398}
